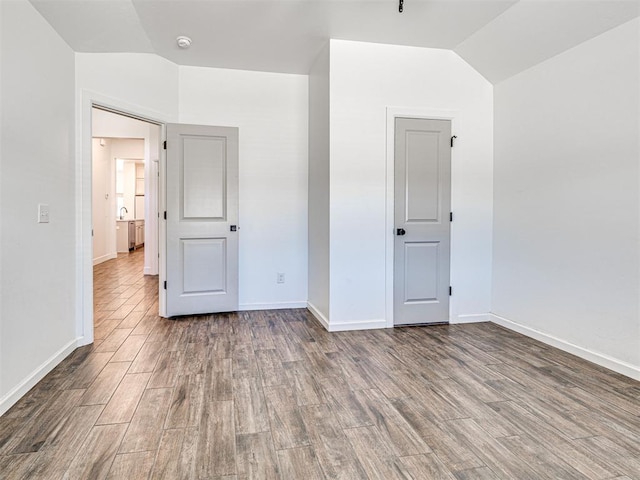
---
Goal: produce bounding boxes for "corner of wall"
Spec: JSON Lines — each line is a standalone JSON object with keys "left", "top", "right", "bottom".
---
{"left": 491, "top": 19, "right": 640, "bottom": 380}
{"left": 307, "top": 302, "right": 330, "bottom": 331}
{"left": 0, "top": 338, "right": 80, "bottom": 416}
{"left": 490, "top": 313, "right": 640, "bottom": 381}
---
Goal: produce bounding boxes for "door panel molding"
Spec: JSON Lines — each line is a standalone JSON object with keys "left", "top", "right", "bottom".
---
{"left": 181, "top": 237, "right": 227, "bottom": 294}
{"left": 403, "top": 241, "right": 440, "bottom": 303}
{"left": 385, "top": 107, "right": 460, "bottom": 328}
{"left": 181, "top": 135, "right": 227, "bottom": 220}
{"left": 404, "top": 129, "right": 441, "bottom": 223}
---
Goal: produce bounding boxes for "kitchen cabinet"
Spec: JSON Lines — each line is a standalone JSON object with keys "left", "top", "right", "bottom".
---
{"left": 134, "top": 220, "right": 145, "bottom": 249}
{"left": 116, "top": 221, "right": 130, "bottom": 253}
{"left": 117, "top": 220, "right": 144, "bottom": 252}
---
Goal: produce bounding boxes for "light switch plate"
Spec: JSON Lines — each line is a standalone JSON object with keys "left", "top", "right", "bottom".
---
{"left": 38, "top": 203, "right": 50, "bottom": 223}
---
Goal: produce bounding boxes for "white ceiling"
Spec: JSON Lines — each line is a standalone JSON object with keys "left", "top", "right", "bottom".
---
{"left": 455, "top": 0, "right": 640, "bottom": 83}
{"left": 30, "top": 0, "right": 640, "bottom": 83}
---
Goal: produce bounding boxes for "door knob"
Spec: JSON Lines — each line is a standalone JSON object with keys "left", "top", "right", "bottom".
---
{"left": 396, "top": 228, "right": 406, "bottom": 236}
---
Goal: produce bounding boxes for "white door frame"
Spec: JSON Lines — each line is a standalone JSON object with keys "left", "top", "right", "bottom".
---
{"left": 76, "top": 90, "right": 168, "bottom": 346}
{"left": 384, "top": 107, "right": 460, "bottom": 328}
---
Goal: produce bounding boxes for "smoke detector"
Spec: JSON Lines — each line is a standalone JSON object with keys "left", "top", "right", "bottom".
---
{"left": 176, "top": 36, "right": 192, "bottom": 49}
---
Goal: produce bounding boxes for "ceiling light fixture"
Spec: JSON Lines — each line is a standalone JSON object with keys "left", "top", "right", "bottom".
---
{"left": 176, "top": 36, "right": 192, "bottom": 49}
{"left": 399, "top": 0, "right": 403, "bottom": 13}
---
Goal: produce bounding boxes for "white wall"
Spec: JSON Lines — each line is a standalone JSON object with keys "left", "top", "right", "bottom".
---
{"left": 0, "top": 0, "right": 76, "bottom": 413}
{"left": 327, "top": 40, "right": 494, "bottom": 328}
{"left": 307, "top": 43, "right": 331, "bottom": 323}
{"left": 76, "top": 53, "right": 179, "bottom": 122}
{"left": 92, "top": 138, "right": 114, "bottom": 264}
{"left": 111, "top": 138, "right": 144, "bottom": 160}
{"left": 179, "top": 66, "right": 309, "bottom": 310}
{"left": 493, "top": 18, "right": 640, "bottom": 378}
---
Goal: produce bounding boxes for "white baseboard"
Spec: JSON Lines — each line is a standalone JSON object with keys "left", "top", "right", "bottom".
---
{"left": 306, "top": 303, "right": 388, "bottom": 332}
{"left": 307, "top": 302, "right": 330, "bottom": 330}
{"left": 490, "top": 313, "right": 640, "bottom": 381}
{"left": 92, "top": 252, "right": 117, "bottom": 266}
{"left": 452, "top": 313, "right": 491, "bottom": 324}
{"left": 239, "top": 301, "right": 307, "bottom": 311}
{"left": 0, "top": 338, "right": 80, "bottom": 416}
{"left": 327, "top": 318, "right": 389, "bottom": 332}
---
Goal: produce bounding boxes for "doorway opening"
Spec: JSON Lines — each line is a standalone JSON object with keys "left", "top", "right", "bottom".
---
{"left": 90, "top": 106, "right": 162, "bottom": 339}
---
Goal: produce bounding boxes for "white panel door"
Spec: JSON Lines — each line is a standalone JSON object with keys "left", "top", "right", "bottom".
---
{"left": 394, "top": 118, "right": 451, "bottom": 325}
{"left": 165, "top": 124, "right": 239, "bottom": 316}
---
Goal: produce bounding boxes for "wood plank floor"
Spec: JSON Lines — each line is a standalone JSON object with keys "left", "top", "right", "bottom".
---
{"left": 0, "top": 248, "right": 639, "bottom": 479}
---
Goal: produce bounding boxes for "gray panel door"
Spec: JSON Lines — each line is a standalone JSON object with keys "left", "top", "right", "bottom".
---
{"left": 394, "top": 118, "right": 451, "bottom": 325}
{"left": 166, "top": 123, "right": 239, "bottom": 316}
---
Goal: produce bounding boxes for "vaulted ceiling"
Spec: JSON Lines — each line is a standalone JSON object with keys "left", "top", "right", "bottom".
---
{"left": 30, "top": 0, "right": 639, "bottom": 83}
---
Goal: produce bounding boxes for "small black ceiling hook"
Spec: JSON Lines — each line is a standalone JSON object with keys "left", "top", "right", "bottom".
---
{"left": 399, "top": 0, "right": 404, "bottom": 13}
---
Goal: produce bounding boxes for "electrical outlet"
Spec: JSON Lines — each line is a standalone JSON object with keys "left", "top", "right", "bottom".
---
{"left": 38, "top": 204, "right": 50, "bottom": 223}
{"left": 277, "top": 273, "right": 285, "bottom": 284}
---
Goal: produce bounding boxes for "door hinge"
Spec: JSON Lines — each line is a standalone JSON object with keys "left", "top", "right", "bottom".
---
{"left": 163, "top": 211, "right": 167, "bottom": 220}
{"left": 451, "top": 135, "right": 457, "bottom": 147}
{"left": 450, "top": 212, "right": 453, "bottom": 222}
{"left": 163, "top": 140, "right": 167, "bottom": 150}
{"left": 164, "top": 281, "right": 167, "bottom": 290}
{"left": 449, "top": 286, "right": 452, "bottom": 296}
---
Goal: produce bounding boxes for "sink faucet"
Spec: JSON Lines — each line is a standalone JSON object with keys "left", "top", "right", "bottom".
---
{"left": 119, "top": 206, "right": 128, "bottom": 220}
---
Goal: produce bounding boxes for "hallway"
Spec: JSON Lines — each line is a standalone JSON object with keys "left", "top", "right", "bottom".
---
{"left": 93, "top": 249, "right": 158, "bottom": 345}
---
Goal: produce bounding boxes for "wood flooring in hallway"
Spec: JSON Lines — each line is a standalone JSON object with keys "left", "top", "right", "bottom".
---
{"left": 0, "top": 248, "right": 639, "bottom": 479}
